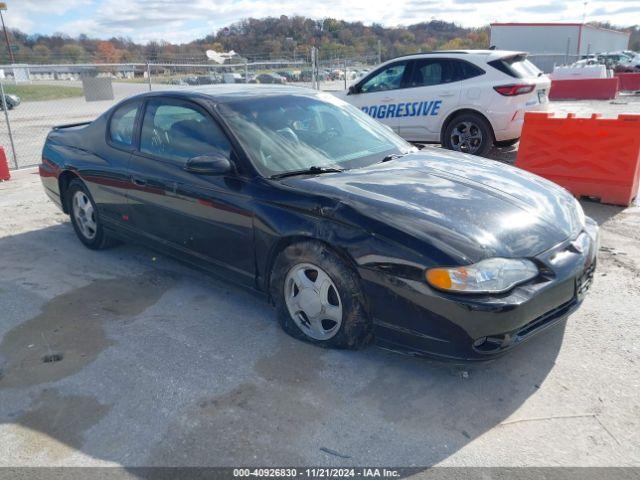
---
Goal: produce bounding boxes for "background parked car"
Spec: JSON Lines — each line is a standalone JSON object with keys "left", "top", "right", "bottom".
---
{"left": 253, "top": 73, "right": 287, "bottom": 84}
{"left": 0, "top": 94, "right": 20, "bottom": 110}
{"left": 277, "top": 70, "right": 297, "bottom": 82}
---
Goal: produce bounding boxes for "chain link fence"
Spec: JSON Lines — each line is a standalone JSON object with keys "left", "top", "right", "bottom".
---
{"left": 0, "top": 49, "right": 381, "bottom": 169}
{"left": 2, "top": 48, "right": 569, "bottom": 170}
{"left": 528, "top": 54, "right": 581, "bottom": 74}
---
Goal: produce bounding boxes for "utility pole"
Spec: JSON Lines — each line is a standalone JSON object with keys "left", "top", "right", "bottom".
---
{"left": 0, "top": 3, "right": 15, "bottom": 64}
{"left": 377, "top": 40, "right": 382, "bottom": 64}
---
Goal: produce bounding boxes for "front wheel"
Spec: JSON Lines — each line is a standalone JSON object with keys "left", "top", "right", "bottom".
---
{"left": 442, "top": 113, "right": 493, "bottom": 157}
{"left": 271, "top": 241, "right": 372, "bottom": 349}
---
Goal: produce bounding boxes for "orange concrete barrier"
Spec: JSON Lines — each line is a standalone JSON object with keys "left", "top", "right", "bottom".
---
{"left": 516, "top": 112, "right": 640, "bottom": 206}
{"left": 615, "top": 72, "right": 640, "bottom": 92}
{"left": 0, "top": 146, "right": 10, "bottom": 181}
{"left": 548, "top": 78, "right": 619, "bottom": 100}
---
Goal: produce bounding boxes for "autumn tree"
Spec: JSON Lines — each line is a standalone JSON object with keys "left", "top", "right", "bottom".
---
{"left": 61, "top": 44, "right": 87, "bottom": 63}
{"left": 95, "top": 41, "right": 122, "bottom": 63}
{"left": 32, "top": 44, "right": 51, "bottom": 63}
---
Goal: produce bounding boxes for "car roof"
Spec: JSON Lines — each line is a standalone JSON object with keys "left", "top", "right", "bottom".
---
{"left": 388, "top": 49, "right": 527, "bottom": 62}
{"left": 136, "top": 84, "right": 324, "bottom": 104}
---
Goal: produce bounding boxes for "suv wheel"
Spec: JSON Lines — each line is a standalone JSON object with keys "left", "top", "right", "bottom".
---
{"left": 443, "top": 112, "right": 493, "bottom": 157}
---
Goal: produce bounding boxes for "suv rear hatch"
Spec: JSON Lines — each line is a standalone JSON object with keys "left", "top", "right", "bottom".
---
{"left": 489, "top": 53, "right": 551, "bottom": 108}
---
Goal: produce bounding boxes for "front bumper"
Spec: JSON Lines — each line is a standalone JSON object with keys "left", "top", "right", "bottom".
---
{"left": 362, "top": 219, "right": 599, "bottom": 361}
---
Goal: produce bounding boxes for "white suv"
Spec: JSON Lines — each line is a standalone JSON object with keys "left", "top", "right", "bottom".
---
{"left": 336, "top": 50, "right": 550, "bottom": 156}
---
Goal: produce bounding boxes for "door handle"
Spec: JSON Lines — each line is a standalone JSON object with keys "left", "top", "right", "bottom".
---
{"left": 381, "top": 97, "right": 394, "bottom": 102}
{"left": 440, "top": 91, "right": 456, "bottom": 97}
{"left": 131, "top": 177, "right": 147, "bottom": 187}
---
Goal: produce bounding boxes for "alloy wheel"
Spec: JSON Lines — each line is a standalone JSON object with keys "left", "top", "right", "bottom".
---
{"left": 450, "top": 121, "right": 483, "bottom": 154}
{"left": 72, "top": 190, "right": 97, "bottom": 240}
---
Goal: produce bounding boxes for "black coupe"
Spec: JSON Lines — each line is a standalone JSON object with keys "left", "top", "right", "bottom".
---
{"left": 39, "top": 85, "right": 598, "bottom": 360}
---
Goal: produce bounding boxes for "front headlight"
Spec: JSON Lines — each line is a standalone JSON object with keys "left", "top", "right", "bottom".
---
{"left": 426, "top": 258, "right": 539, "bottom": 294}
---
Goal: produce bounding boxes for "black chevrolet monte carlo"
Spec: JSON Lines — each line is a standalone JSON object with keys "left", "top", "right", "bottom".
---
{"left": 39, "top": 85, "right": 598, "bottom": 361}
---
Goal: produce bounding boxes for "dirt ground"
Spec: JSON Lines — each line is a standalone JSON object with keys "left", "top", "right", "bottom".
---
{"left": 0, "top": 165, "right": 639, "bottom": 470}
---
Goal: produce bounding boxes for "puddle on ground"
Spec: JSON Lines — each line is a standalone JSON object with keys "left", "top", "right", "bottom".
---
{"left": 12, "top": 388, "right": 111, "bottom": 460}
{"left": 0, "top": 273, "right": 174, "bottom": 389}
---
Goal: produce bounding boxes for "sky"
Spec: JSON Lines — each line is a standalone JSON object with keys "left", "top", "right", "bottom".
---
{"left": 5, "top": 0, "right": 640, "bottom": 44}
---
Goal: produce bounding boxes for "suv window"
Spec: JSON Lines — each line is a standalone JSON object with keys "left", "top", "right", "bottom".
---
{"left": 109, "top": 101, "right": 141, "bottom": 147}
{"left": 488, "top": 55, "right": 542, "bottom": 79}
{"left": 454, "top": 60, "right": 486, "bottom": 80}
{"left": 140, "top": 99, "right": 231, "bottom": 162}
{"left": 408, "top": 59, "right": 458, "bottom": 87}
{"left": 359, "top": 62, "right": 408, "bottom": 93}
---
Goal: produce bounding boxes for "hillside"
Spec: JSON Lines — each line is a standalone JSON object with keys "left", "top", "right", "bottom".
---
{"left": 1, "top": 16, "right": 637, "bottom": 65}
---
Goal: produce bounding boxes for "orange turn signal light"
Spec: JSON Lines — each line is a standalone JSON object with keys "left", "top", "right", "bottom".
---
{"left": 426, "top": 267, "right": 470, "bottom": 291}
{"left": 426, "top": 268, "right": 453, "bottom": 290}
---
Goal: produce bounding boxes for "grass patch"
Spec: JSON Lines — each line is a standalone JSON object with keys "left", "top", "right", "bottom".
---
{"left": 2, "top": 84, "right": 83, "bottom": 102}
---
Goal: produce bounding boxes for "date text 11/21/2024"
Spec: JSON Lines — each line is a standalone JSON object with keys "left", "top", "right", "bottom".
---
{"left": 233, "top": 468, "right": 402, "bottom": 477}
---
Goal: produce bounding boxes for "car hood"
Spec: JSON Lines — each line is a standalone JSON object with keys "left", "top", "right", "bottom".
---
{"left": 281, "top": 148, "right": 583, "bottom": 263}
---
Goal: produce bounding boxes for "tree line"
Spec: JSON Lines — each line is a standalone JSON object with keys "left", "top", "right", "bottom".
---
{"left": 0, "top": 15, "right": 637, "bottom": 65}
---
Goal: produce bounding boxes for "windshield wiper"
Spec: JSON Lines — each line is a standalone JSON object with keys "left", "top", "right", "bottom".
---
{"left": 270, "top": 166, "right": 345, "bottom": 179}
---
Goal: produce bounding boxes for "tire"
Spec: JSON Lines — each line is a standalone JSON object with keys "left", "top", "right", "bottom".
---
{"left": 442, "top": 112, "right": 493, "bottom": 157}
{"left": 270, "top": 241, "right": 372, "bottom": 349}
{"left": 66, "top": 179, "right": 115, "bottom": 250}
{"left": 495, "top": 138, "right": 519, "bottom": 148}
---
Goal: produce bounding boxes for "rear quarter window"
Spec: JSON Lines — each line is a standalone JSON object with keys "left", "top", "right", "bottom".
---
{"left": 453, "top": 60, "right": 486, "bottom": 81}
{"left": 488, "top": 56, "right": 542, "bottom": 79}
{"left": 109, "top": 101, "right": 141, "bottom": 147}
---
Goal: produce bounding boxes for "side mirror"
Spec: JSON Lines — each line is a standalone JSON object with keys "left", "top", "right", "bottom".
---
{"left": 185, "top": 153, "right": 232, "bottom": 175}
{"left": 347, "top": 85, "right": 358, "bottom": 95}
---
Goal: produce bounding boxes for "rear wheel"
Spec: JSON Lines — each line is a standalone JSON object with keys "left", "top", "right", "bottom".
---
{"left": 442, "top": 112, "right": 493, "bottom": 157}
{"left": 271, "top": 241, "right": 372, "bottom": 349}
{"left": 66, "top": 179, "right": 115, "bottom": 250}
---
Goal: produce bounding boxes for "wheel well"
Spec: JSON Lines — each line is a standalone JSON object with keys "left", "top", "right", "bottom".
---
{"left": 58, "top": 170, "right": 79, "bottom": 213}
{"left": 264, "top": 235, "right": 360, "bottom": 301}
{"left": 441, "top": 108, "right": 496, "bottom": 144}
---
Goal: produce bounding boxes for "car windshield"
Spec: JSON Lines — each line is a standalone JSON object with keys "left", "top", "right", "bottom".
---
{"left": 217, "top": 92, "right": 413, "bottom": 177}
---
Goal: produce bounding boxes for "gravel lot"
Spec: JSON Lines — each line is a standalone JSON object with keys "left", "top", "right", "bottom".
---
{"left": 0, "top": 162, "right": 639, "bottom": 469}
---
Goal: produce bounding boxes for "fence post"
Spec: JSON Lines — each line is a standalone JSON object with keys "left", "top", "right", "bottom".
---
{"left": 310, "top": 47, "right": 317, "bottom": 89}
{"left": 245, "top": 61, "right": 249, "bottom": 83}
{"left": 146, "top": 62, "right": 152, "bottom": 91}
{"left": 344, "top": 58, "right": 347, "bottom": 90}
{"left": 0, "top": 81, "right": 18, "bottom": 169}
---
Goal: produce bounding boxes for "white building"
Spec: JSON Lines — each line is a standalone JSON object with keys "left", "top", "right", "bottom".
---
{"left": 490, "top": 23, "right": 630, "bottom": 72}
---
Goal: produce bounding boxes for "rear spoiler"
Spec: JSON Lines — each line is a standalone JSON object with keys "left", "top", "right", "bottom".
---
{"left": 52, "top": 121, "right": 92, "bottom": 130}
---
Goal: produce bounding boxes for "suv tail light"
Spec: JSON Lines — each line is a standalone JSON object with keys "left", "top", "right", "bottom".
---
{"left": 493, "top": 84, "right": 535, "bottom": 96}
